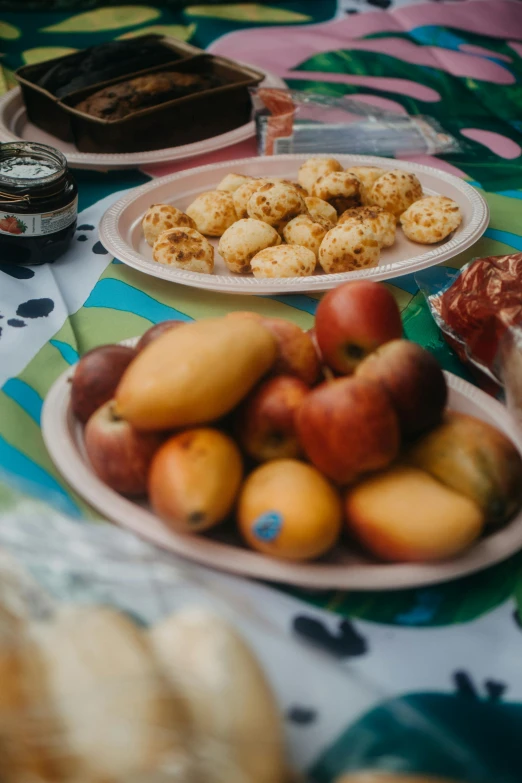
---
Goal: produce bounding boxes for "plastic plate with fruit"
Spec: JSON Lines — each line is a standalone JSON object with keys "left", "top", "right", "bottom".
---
{"left": 99, "top": 154, "right": 489, "bottom": 295}
{"left": 42, "top": 282, "right": 522, "bottom": 590}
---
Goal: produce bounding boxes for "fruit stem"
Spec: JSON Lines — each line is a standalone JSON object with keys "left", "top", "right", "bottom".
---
{"left": 108, "top": 402, "right": 123, "bottom": 423}
{"left": 188, "top": 511, "right": 206, "bottom": 526}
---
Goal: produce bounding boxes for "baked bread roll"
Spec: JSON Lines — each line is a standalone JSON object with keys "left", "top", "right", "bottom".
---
{"left": 233, "top": 179, "right": 269, "bottom": 219}
{"left": 283, "top": 214, "right": 326, "bottom": 259}
{"left": 304, "top": 196, "right": 338, "bottom": 230}
{"left": 319, "top": 223, "right": 380, "bottom": 273}
{"left": 142, "top": 205, "right": 196, "bottom": 247}
{"left": 345, "top": 166, "right": 384, "bottom": 204}
{"left": 366, "top": 169, "right": 423, "bottom": 220}
{"left": 153, "top": 227, "right": 214, "bottom": 274}
{"left": 218, "top": 219, "right": 281, "bottom": 274}
{"left": 247, "top": 181, "right": 307, "bottom": 232}
{"left": 297, "top": 157, "right": 342, "bottom": 193}
{"left": 217, "top": 173, "right": 253, "bottom": 192}
{"left": 273, "top": 179, "right": 308, "bottom": 196}
{"left": 400, "top": 195, "right": 462, "bottom": 244}
{"left": 30, "top": 606, "right": 193, "bottom": 783}
{"left": 251, "top": 245, "right": 316, "bottom": 279}
{"left": 149, "top": 607, "right": 286, "bottom": 783}
{"left": 338, "top": 206, "right": 396, "bottom": 248}
{"left": 310, "top": 171, "right": 361, "bottom": 213}
{"left": 185, "top": 190, "right": 237, "bottom": 237}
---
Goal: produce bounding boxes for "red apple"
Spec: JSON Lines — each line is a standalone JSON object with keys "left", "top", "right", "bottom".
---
{"left": 84, "top": 400, "right": 163, "bottom": 496}
{"left": 136, "top": 319, "right": 186, "bottom": 351}
{"left": 296, "top": 376, "right": 400, "bottom": 485}
{"left": 355, "top": 339, "right": 448, "bottom": 438}
{"left": 262, "top": 317, "right": 321, "bottom": 386}
{"left": 71, "top": 344, "right": 137, "bottom": 424}
{"left": 236, "top": 375, "right": 309, "bottom": 462}
{"left": 315, "top": 281, "right": 403, "bottom": 375}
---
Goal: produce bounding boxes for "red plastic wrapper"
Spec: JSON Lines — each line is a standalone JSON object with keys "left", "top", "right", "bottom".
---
{"left": 416, "top": 253, "right": 522, "bottom": 422}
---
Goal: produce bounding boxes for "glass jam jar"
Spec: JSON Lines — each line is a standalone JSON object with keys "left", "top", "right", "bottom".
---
{"left": 0, "top": 142, "right": 78, "bottom": 266}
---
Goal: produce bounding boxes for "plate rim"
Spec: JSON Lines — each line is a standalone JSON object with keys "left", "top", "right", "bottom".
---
{"left": 42, "top": 357, "right": 522, "bottom": 591}
{"left": 0, "top": 71, "right": 285, "bottom": 169}
{"left": 98, "top": 153, "right": 489, "bottom": 293}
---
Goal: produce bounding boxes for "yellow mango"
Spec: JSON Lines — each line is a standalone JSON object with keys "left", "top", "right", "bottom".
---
{"left": 406, "top": 412, "right": 522, "bottom": 527}
{"left": 115, "top": 317, "right": 277, "bottom": 430}
{"left": 148, "top": 428, "right": 243, "bottom": 532}
{"left": 345, "top": 465, "right": 484, "bottom": 563}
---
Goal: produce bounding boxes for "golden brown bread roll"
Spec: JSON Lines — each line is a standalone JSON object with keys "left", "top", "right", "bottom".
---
{"left": 297, "top": 157, "right": 342, "bottom": 193}
{"left": 366, "top": 169, "right": 423, "bottom": 220}
{"left": 185, "top": 190, "right": 237, "bottom": 237}
{"left": 218, "top": 218, "right": 281, "bottom": 274}
{"left": 338, "top": 206, "right": 396, "bottom": 248}
{"left": 304, "top": 196, "right": 338, "bottom": 229}
{"left": 153, "top": 227, "right": 214, "bottom": 274}
{"left": 142, "top": 205, "right": 196, "bottom": 247}
{"left": 344, "top": 166, "right": 385, "bottom": 204}
{"left": 399, "top": 196, "right": 462, "bottom": 244}
{"left": 283, "top": 214, "right": 326, "bottom": 259}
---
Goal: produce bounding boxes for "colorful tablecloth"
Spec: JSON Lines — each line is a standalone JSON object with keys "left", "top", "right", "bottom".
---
{"left": 1, "top": 3, "right": 522, "bottom": 780}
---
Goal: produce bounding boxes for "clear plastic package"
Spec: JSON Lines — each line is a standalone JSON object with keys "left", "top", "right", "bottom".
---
{"left": 251, "top": 88, "right": 462, "bottom": 158}
{"left": 0, "top": 473, "right": 515, "bottom": 782}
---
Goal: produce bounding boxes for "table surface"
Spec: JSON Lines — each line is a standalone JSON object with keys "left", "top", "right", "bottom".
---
{"left": 1, "top": 2, "right": 522, "bottom": 780}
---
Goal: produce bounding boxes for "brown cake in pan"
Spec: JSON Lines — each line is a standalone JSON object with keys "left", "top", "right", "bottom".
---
{"left": 75, "top": 70, "right": 219, "bottom": 121}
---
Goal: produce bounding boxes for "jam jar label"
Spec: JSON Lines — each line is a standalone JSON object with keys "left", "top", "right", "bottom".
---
{"left": 0, "top": 196, "right": 78, "bottom": 237}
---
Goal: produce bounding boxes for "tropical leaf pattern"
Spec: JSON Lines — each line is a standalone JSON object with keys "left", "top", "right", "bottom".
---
{"left": 0, "top": 1, "right": 521, "bottom": 629}
{"left": 41, "top": 6, "right": 160, "bottom": 33}
{"left": 185, "top": 4, "right": 311, "bottom": 23}
{"left": 22, "top": 46, "right": 77, "bottom": 65}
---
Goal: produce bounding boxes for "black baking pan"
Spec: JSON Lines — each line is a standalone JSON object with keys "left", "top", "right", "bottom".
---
{"left": 61, "top": 55, "right": 264, "bottom": 154}
{"left": 15, "top": 35, "right": 202, "bottom": 143}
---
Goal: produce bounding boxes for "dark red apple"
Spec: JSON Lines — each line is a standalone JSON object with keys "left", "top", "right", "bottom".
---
{"left": 236, "top": 375, "right": 309, "bottom": 462}
{"left": 315, "top": 281, "right": 403, "bottom": 375}
{"left": 84, "top": 400, "right": 163, "bottom": 496}
{"left": 71, "top": 344, "right": 137, "bottom": 425}
{"left": 355, "top": 339, "right": 448, "bottom": 437}
{"left": 296, "top": 376, "right": 400, "bottom": 485}
{"left": 136, "top": 320, "right": 186, "bottom": 351}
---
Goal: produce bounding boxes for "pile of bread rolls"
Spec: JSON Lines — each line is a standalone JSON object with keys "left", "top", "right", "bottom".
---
{"left": 141, "top": 157, "right": 463, "bottom": 279}
{"left": 0, "top": 602, "right": 287, "bottom": 783}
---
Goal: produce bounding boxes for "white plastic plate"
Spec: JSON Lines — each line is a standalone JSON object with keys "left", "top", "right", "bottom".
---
{"left": 42, "top": 354, "right": 522, "bottom": 591}
{"left": 99, "top": 154, "right": 489, "bottom": 293}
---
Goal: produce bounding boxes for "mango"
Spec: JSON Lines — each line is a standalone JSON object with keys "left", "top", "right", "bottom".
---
{"left": 148, "top": 428, "right": 243, "bottom": 533}
{"left": 345, "top": 466, "right": 484, "bottom": 563}
{"left": 406, "top": 412, "right": 522, "bottom": 527}
{"left": 238, "top": 459, "right": 343, "bottom": 561}
{"left": 115, "top": 317, "right": 277, "bottom": 430}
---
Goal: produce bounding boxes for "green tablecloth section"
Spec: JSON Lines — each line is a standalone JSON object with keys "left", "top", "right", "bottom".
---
{"left": 0, "top": 0, "right": 522, "bottom": 633}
